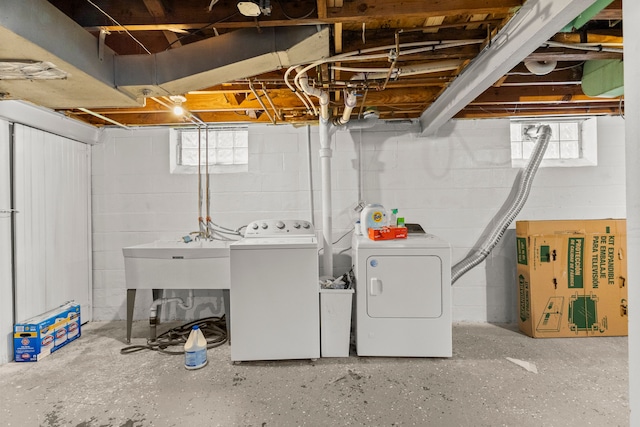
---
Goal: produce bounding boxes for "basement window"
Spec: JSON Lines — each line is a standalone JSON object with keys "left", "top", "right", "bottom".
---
{"left": 510, "top": 118, "right": 597, "bottom": 168}
{"left": 170, "top": 127, "right": 249, "bottom": 174}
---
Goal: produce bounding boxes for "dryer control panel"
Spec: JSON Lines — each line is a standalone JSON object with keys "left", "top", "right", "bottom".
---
{"left": 243, "top": 219, "right": 315, "bottom": 237}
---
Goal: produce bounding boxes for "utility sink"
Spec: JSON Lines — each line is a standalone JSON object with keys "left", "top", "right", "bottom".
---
{"left": 122, "top": 240, "right": 231, "bottom": 290}
{"left": 122, "top": 239, "right": 232, "bottom": 343}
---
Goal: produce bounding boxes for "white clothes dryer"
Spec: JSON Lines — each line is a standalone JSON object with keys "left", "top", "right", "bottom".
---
{"left": 230, "top": 219, "right": 319, "bottom": 362}
{"left": 352, "top": 231, "right": 452, "bottom": 357}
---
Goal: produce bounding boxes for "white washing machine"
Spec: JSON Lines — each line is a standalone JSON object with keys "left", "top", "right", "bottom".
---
{"left": 352, "top": 231, "right": 452, "bottom": 357}
{"left": 230, "top": 219, "right": 319, "bottom": 361}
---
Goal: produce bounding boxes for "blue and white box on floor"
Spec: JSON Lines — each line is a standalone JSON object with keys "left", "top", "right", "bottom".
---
{"left": 13, "top": 302, "right": 81, "bottom": 362}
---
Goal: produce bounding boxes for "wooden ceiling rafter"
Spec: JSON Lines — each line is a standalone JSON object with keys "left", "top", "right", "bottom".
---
{"left": 141, "top": 0, "right": 182, "bottom": 48}
{"left": 40, "top": 0, "right": 622, "bottom": 127}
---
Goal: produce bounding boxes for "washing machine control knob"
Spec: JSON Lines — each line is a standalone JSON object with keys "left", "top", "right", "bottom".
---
{"left": 251, "top": 223, "right": 259, "bottom": 230}
{"left": 302, "top": 222, "right": 311, "bottom": 229}
{"left": 276, "top": 221, "right": 285, "bottom": 229}
{"left": 293, "top": 222, "right": 301, "bottom": 229}
{"left": 261, "top": 222, "right": 268, "bottom": 229}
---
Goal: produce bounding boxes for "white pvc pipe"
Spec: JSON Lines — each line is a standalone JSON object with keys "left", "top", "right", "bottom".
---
{"left": 319, "top": 118, "right": 333, "bottom": 277}
{"left": 544, "top": 40, "right": 624, "bottom": 54}
{"left": 296, "top": 67, "right": 329, "bottom": 119}
{"left": 149, "top": 289, "right": 195, "bottom": 340}
{"left": 333, "top": 91, "right": 357, "bottom": 126}
{"left": 296, "top": 67, "right": 332, "bottom": 276}
{"left": 347, "top": 59, "right": 464, "bottom": 81}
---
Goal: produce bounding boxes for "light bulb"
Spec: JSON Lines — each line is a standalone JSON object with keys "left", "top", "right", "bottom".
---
{"left": 169, "top": 95, "right": 187, "bottom": 116}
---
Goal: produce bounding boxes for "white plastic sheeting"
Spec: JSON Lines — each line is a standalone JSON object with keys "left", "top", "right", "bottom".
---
{"left": 0, "top": 119, "right": 13, "bottom": 364}
{"left": 13, "top": 124, "right": 92, "bottom": 322}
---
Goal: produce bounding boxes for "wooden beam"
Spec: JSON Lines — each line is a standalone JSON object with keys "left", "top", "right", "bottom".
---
{"left": 317, "top": 0, "right": 328, "bottom": 19}
{"left": 552, "top": 31, "right": 623, "bottom": 45}
{"left": 326, "top": 0, "right": 522, "bottom": 21}
{"left": 422, "top": 16, "right": 445, "bottom": 34}
{"left": 593, "top": 0, "right": 622, "bottom": 20}
{"left": 500, "top": 68, "right": 583, "bottom": 86}
{"left": 526, "top": 48, "right": 622, "bottom": 62}
{"left": 142, "top": 0, "right": 182, "bottom": 48}
{"left": 466, "top": 14, "right": 488, "bottom": 30}
{"left": 457, "top": 103, "right": 623, "bottom": 118}
{"left": 142, "top": 0, "right": 165, "bottom": 18}
{"left": 224, "top": 93, "right": 248, "bottom": 106}
{"left": 71, "top": 110, "right": 316, "bottom": 126}
{"left": 470, "top": 85, "right": 620, "bottom": 105}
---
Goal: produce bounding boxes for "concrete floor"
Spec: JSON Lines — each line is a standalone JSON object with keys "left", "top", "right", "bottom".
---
{"left": 0, "top": 321, "right": 628, "bottom": 427}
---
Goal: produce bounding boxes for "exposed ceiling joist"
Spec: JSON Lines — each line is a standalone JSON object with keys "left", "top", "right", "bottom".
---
{"left": 0, "top": 0, "right": 624, "bottom": 127}
{"left": 142, "top": 0, "right": 182, "bottom": 48}
{"left": 419, "top": 0, "right": 603, "bottom": 136}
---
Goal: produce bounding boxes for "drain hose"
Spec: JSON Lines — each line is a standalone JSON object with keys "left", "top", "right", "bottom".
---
{"left": 451, "top": 125, "right": 552, "bottom": 284}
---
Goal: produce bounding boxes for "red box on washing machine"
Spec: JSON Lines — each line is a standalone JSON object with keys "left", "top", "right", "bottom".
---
{"left": 368, "top": 226, "right": 408, "bottom": 241}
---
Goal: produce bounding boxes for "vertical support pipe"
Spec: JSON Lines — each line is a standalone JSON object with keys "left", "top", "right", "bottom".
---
{"left": 306, "top": 125, "right": 315, "bottom": 226}
{"left": 9, "top": 123, "right": 16, "bottom": 325}
{"left": 624, "top": 1, "right": 640, "bottom": 423}
{"left": 296, "top": 67, "right": 332, "bottom": 276}
{"left": 205, "top": 125, "right": 211, "bottom": 237}
{"left": 319, "top": 117, "right": 333, "bottom": 277}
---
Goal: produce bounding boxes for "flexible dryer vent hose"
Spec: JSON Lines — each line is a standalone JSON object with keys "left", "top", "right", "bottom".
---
{"left": 451, "top": 125, "right": 552, "bottom": 285}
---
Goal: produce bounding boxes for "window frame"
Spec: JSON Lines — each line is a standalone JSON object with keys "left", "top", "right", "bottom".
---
{"left": 170, "top": 127, "right": 249, "bottom": 174}
{"left": 510, "top": 117, "right": 597, "bottom": 168}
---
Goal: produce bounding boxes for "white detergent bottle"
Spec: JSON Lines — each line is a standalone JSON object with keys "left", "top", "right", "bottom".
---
{"left": 360, "top": 203, "right": 387, "bottom": 232}
{"left": 184, "top": 325, "right": 208, "bottom": 370}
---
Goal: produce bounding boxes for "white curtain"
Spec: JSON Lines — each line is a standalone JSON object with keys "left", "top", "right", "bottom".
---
{"left": 13, "top": 124, "right": 91, "bottom": 322}
{"left": 0, "top": 119, "right": 13, "bottom": 364}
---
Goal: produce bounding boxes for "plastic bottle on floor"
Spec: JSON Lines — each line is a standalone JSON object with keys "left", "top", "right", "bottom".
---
{"left": 184, "top": 325, "right": 208, "bottom": 370}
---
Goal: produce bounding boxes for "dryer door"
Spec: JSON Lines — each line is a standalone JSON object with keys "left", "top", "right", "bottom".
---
{"left": 366, "top": 255, "right": 442, "bottom": 318}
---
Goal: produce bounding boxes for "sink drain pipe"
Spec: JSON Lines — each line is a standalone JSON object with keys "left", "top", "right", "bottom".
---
{"left": 451, "top": 124, "right": 552, "bottom": 284}
{"left": 149, "top": 290, "right": 195, "bottom": 341}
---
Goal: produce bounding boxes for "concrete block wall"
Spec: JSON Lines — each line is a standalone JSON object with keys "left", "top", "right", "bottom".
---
{"left": 92, "top": 116, "right": 625, "bottom": 323}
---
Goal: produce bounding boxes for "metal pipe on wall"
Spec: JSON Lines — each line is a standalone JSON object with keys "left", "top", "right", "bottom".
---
{"left": 306, "top": 125, "right": 315, "bottom": 226}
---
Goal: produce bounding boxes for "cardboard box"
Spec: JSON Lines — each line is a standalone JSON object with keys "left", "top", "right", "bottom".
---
{"left": 516, "top": 219, "right": 627, "bottom": 338}
{"left": 14, "top": 302, "right": 81, "bottom": 362}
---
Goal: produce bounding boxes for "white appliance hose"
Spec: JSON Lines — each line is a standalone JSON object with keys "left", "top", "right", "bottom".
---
{"left": 451, "top": 124, "right": 552, "bottom": 284}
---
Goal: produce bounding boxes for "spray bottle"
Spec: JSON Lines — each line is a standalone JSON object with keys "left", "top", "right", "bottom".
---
{"left": 389, "top": 208, "right": 398, "bottom": 227}
{"left": 184, "top": 325, "right": 208, "bottom": 370}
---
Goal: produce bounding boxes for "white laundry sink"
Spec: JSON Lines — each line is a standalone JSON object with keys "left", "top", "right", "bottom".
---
{"left": 122, "top": 240, "right": 231, "bottom": 290}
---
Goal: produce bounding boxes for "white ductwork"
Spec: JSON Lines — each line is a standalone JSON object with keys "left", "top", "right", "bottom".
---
{"left": 0, "top": 0, "right": 139, "bottom": 109}
{"left": 116, "top": 27, "right": 330, "bottom": 99}
{"left": 524, "top": 60, "right": 557, "bottom": 75}
{"left": 0, "top": 0, "right": 329, "bottom": 109}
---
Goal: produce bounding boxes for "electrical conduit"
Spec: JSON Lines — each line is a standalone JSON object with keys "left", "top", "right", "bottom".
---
{"left": 451, "top": 125, "right": 552, "bottom": 284}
